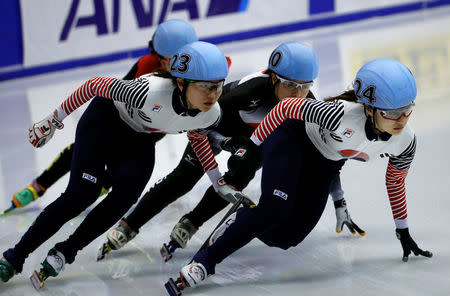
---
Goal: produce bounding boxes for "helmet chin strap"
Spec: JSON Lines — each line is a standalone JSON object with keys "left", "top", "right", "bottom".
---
{"left": 179, "top": 80, "right": 200, "bottom": 116}
{"left": 369, "top": 106, "right": 392, "bottom": 138}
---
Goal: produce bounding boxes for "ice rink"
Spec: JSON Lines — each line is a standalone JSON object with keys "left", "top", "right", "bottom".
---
{"left": 1, "top": 6, "right": 450, "bottom": 296}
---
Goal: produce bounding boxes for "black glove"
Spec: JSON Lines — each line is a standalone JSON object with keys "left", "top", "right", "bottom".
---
{"left": 334, "top": 199, "right": 365, "bottom": 236}
{"left": 226, "top": 138, "right": 261, "bottom": 180}
{"left": 395, "top": 228, "right": 433, "bottom": 262}
{"left": 220, "top": 136, "right": 250, "bottom": 154}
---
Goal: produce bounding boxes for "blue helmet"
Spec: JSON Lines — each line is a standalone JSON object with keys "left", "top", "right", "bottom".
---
{"left": 170, "top": 41, "right": 228, "bottom": 81}
{"left": 268, "top": 42, "right": 319, "bottom": 81}
{"left": 152, "top": 19, "right": 198, "bottom": 57}
{"left": 354, "top": 58, "right": 417, "bottom": 109}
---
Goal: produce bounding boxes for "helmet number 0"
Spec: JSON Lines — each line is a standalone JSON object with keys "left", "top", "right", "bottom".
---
{"left": 171, "top": 54, "right": 191, "bottom": 73}
{"left": 354, "top": 78, "right": 376, "bottom": 104}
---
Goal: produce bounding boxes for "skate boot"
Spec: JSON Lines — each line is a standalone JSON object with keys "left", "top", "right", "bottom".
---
{"left": 97, "top": 219, "right": 138, "bottom": 261}
{"left": 161, "top": 217, "right": 198, "bottom": 262}
{"left": 0, "top": 258, "right": 16, "bottom": 283}
{"left": 165, "top": 261, "right": 208, "bottom": 295}
{"left": 30, "top": 248, "right": 65, "bottom": 290}
{"left": 12, "top": 179, "right": 45, "bottom": 208}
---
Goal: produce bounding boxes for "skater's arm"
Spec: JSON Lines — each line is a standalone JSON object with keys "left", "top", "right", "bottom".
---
{"left": 251, "top": 98, "right": 344, "bottom": 145}
{"left": 187, "top": 130, "right": 222, "bottom": 190}
{"left": 386, "top": 136, "right": 416, "bottom": 229}
{"left": 29, "top": 76, "right": 150, "bottom": 148}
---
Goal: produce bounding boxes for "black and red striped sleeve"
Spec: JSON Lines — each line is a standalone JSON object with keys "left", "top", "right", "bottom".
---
{"left": 250, "top": 97, "right": 344, "bottom": 145}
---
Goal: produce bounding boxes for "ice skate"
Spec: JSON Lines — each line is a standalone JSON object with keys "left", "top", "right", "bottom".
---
{"left": 0, "top": 257, "right": 16, "bottom": 283}
{"left": 8, "top": 179, "right": 45, "bottom": 214}
{"left": 97, "top": 219, "right": 138, "bottom": 261}
{"left": 165, "top": 261, "right": 207, "bottom": 295}
{"left": 161, "top": 217, "right": 198, "bottom": 262}
{"left": 30, "top": 248, "right": 65, "bottom": 290}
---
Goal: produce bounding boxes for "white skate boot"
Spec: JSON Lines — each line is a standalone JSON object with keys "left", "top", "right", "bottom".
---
{"left": 165, "top": 261, "right": 208, "bottom": 295}
{"left": 97, "top": 219, "right": 138, "bottom": 261}
{"left": 30, "top": 248, "right": 66, "bottom": 290}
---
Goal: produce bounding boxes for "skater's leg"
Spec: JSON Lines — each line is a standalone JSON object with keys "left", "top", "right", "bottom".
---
{"left": 2, "top": 98, "right": 113, "bottom": 273}
{"left": 54, "top": 128, "right": 159, "bottom": 264}
{"left": 125, "top": 143, "right": 206, "bottom": 231}
{"left": 183, "top": 157, "right": 261, "bottom": 230}
{"left": 36, "top": 143, "right": 74, "bottom": 189}
{"left": 193, "top": 121, "right": 305, "bottom": 274}
{"left": 183, "top": 186, "right": 229, "bottom": 229}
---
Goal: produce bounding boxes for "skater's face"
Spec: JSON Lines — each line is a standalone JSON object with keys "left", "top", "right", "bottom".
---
{"left": 366, "top": 104, "right": 414, "bottom": 135}
{"left": 271, "top": 73, "right": 312, "bottom": 101}
{"left": 177, "top": 78, "right": 223, "bottom": 112}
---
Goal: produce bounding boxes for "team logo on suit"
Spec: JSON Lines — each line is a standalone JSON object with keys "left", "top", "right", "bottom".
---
{"left": 273, "top": 189, "right": 288, "bottom": 200}
{"left": 82, "top": 173, "right": 97, "bottom": 183}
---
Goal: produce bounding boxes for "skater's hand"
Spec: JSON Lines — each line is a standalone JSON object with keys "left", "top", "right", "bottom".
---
{"left": 220, "top": 136, "right": 250, "bottom": 154}
{"left": 334, "top": 199, "right": 365, "bottom": 236}
{"left": 227, "top": 138, "right": 260, "bottom": 179}
{"left": 216, "top": 177, "right": 254, "bottom": 207}
{"left": 29, "top": 112, "right": 64, "bottom": 148}
{"left": 396, "top": 228, "right": 433, "bottom": 262}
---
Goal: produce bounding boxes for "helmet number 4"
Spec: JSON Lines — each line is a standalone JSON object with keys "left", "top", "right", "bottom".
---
{"left": 354, "top": 78, "right": 376, "bottom": 104}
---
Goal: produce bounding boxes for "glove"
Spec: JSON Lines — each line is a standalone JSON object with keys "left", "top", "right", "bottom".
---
{"left": 227, "top": 138, "right": 260, "bottom": 180}
{"left": 216, "top": 177, "right": 255, "bottom": 207}
{"left": 220, "top": 136, "right": 250, "bottom": 154}
{"left": 334, "top": 199, "right": 365, "bottom": 236}
{"left": 28, "top": 112, "right": 64, "bottom": 148}
{"left": 395, "top": 228, "right": 432, "bottom": 262}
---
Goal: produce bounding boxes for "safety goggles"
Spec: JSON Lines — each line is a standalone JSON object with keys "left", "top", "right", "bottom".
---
{"left": 276, "top": 75, "right": 313, "bottom": 91}
{"left": 185, "top": 79, "right": 225, "bottom": 92}
{"left": 378, "top": 102, "right": 415, "bottom": 120}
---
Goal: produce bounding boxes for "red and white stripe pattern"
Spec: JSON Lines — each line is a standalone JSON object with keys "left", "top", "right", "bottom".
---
{"left": 252, "top": 97, "right": 344, "bottom": 144}
{"left": 386, "top": 162, "right": 409, "bottom": 221}
{"left": 253, "top": 98, "right": 306, "bottom": 143}
{"left": 187, "top": 130, "right": 218, "bottom": 172}
{"left": 61, "top": 77, "right": 115, "bottom": 115}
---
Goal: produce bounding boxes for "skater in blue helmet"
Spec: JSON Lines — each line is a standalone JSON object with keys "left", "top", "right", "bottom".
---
{"left": 166, "top": 58, "right": 432, "bottom": 295}
{"left": 6, "top": 19, "right": 199, "bottom": 215}
{"left": 0, "top": 41, "right": 228, "bottom": 287}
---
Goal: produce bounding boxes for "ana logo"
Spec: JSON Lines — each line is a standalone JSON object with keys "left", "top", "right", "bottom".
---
{"left": 273, "top": 189, "right": 288, "bottom": 200}
{"left": 152, "top": 105, "right": 161, "bottom": 112}
{"left": 82, "top": 173, "right": 97, "bottom": 184}
{"left": 342, "top": 128, "right": 353, "bottom": 138}
{"left": 235, "top": 148, "right": 247, "bottom": 158}
{"left": 60, "top": 0, "right": 250, "bottom": 41}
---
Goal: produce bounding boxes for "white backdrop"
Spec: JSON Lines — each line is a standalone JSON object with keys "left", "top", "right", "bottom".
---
{"left": 20, "top": 0, "right": 424, "bottom": 67}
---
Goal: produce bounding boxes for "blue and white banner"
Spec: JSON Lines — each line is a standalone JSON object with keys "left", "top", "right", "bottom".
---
{"left": 19, "top": 0, "right": 434, "bottom": 67}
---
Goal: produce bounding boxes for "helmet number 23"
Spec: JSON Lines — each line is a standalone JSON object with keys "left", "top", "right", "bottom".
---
{"left": 354, "top": 78, "right": 376, "bottom": 104}
{"left": 171, "top": 54, "right": 191, "bottom": 73}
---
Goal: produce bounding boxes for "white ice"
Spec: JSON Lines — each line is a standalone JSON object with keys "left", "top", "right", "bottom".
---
{"left": 1, "top": 6, "right": 450, "bottom": 296}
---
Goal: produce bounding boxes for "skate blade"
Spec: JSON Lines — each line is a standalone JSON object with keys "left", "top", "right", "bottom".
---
{"left": 165, "top": 278, "right": 183, "bottom": 296}
{"left": 97, "top": 242, "right": 112, "bottom": 261}
{"left": 160, "top": 243, "right": 173, "bottom": 262}
{"left": 30, "top": 270, "right": 45, "bottom": 290}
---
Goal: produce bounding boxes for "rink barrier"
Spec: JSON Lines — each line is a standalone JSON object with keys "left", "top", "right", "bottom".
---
{"left": 0, "top": 0, "right": 449, "bottom": 82}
